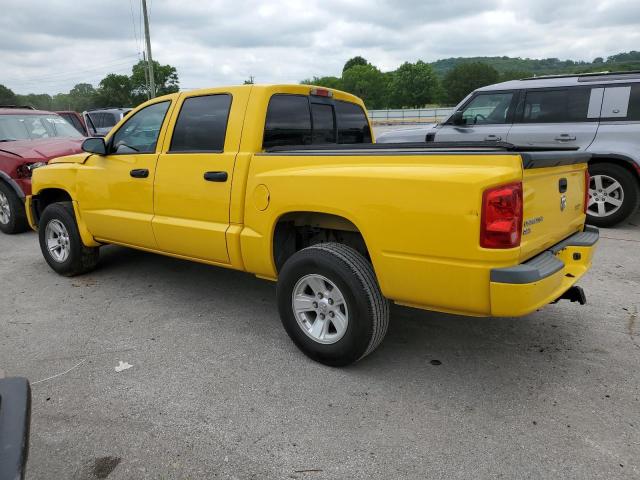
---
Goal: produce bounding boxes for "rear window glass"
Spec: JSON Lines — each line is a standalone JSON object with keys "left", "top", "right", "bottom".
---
{"left": 335, "top": 100, "right": 372, "bottom": 144}
{"left": 311, "top": 103, "right": 336, "bottom": 144}
{"left": 170, "top": 94, "right": 232, "bottom": 152}
{"left": 263, "top": 94, "right": 372, "bottom": 149}
{"left": 522, "top": 88, "right": 592, "bottom": 123}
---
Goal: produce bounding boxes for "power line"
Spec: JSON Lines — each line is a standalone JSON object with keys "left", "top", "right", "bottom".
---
{"left": 2, "top": 56, "right": 139, "bottom": 84}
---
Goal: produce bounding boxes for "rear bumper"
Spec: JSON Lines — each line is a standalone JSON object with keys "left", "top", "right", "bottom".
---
{"left": 489, "top": 226, "right": 599, "bottom": 317}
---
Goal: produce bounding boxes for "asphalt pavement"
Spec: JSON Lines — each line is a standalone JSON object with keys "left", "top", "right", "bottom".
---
{"left": 1, "top": 211, "right": 639, "bottom": 480}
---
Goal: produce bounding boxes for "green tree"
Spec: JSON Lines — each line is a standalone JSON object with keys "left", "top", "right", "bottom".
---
{"left": 444, "top": 62, "right": 500, "bottom": 104}
{"left": 14, "top": 93, "right": 53, "bottom": 110}
{"left": 342, "top": 56, "right": 369, "bottom": 73}
{"left": 0, "top": 84, "right": 16, "bottom": 105}
{"left": 130, "top": 60, "right": 179, "bottom": 104}
{"left": 342, "top": 64, "right": 389, "bottom": 109}
{"left": 389, "top": 61, "right": 439, "bottom": 108}
{"left": 95, "top": 74, "right": 132, "bottom": 107}
{"left": 301, "top": 76, "right": 344, "bottom": 91}
{"left": 65, "top": 83, "right": 96, "bottom": 111}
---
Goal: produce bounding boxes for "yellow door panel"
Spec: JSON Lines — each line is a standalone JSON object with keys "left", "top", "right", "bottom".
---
{"left": 152, "top": 89, "right": 250, "bottom": 263}
{"left": 77, "top": 99, "right": 174, "bottom": 248}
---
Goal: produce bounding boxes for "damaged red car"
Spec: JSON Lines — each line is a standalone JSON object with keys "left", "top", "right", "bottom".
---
{"left": 0, "top": 107, "right": 84, "bottom": 234}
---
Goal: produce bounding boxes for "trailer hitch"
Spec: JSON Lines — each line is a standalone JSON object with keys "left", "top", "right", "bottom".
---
{"left": 552, "top": 285, "right": 587, "bottom": 305}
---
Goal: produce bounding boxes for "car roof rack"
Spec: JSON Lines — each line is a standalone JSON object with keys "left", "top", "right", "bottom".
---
{"left": 0, "top": 105, "right": 36, "bottom": 109}
{"left": 521, "top": 70, "right": 640, "bottom": 82}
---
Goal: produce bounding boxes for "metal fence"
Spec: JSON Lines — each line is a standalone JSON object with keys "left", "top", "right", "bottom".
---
{"left": 368, "top": 107, "right": 455, "bottom": 125}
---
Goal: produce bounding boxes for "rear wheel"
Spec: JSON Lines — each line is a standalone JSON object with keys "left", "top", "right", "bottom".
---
{"left": 0, "top": 181, "right": 29, "bottom": 234}
{"left": 587, "top": 163, "right": 640, "bottom": 228}
{"left": 38, "top": 202, "right": 99, "bottom": 276}
{"left": 277, "top": 243, "right": 389, "bottom": 367}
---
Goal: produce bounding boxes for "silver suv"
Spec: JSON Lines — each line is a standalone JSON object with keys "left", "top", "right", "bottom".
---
{"left": 377, "top": 71, "right": 640, "bottom": 227}
{"left": 83, "top": 107, "right": 132, "bottom": 137}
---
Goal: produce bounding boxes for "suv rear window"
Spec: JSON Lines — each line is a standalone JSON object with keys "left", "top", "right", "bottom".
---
{"left": 521, "top": 88, "right": 592, "bottom": 123}
{"left": 170, "top": 94, "right": 232, "bottom": 152}
{"left": 263, "top": 94, "right": 372, "bottom": 149}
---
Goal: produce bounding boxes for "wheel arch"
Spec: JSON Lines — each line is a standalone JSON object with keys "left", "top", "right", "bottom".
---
{"left": 589, "top": 154, "right": 640, "bottom": 183}
{"left": 31, "top": 188, "right": 74, "bottom": 226}
{"left": 272, "top": 210, "right": 373, "bottom": 274}
{"left": 0, "top": 171, "right": 25, "bottom": 199}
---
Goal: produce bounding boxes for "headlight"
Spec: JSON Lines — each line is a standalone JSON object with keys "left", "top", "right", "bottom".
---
{"left": 27, "top": 162, "right": 47, "bottom": 172}
{"left": 16, "top": 162, "right": 47, "bottom": 178}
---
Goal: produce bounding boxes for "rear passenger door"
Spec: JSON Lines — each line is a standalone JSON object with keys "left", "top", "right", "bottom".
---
{"left": 435, "top": 91, "right": 517, "bottom": 143}
{"left": 506, "top": 87, "right": 600, "bottom": 150}
{"left": 152, "top": 89, "right": 250, "bottom": 264}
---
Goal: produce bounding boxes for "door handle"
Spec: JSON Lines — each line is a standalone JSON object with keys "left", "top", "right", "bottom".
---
{"left": 484, "top": 135, "right": 501, "bottom": 141}
{"left": 130, "top": 169, "right": 149, "bottom": 178}
{"left": 555, "top": 134, "right": 576, "bottom": 142}
{"left": 203, "top": 171, "right": 228, "bottom": 182}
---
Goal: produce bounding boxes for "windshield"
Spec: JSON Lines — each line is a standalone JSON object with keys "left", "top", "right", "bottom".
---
{"left": 0, "top": 114, "right": 83, "bottom": 141}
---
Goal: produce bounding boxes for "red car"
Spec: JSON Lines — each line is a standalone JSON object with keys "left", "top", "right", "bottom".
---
{"left": 0, "top": 107, "right": 84, "bottom": 234}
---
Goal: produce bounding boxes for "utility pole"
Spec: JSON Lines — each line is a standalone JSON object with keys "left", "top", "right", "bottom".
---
{"left": 142, "top": 0, "right": 155, "bottom": 98}
{"left": 142, "top": 51, "right": 150, "bottom": 100}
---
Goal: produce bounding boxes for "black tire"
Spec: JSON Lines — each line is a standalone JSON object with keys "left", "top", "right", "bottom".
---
{"left": 587, "top": 163, "right": 640, "bottom": 228}
{"left": 277, "top": 243, "right": 389, "bottom": 367}
{"left": 0, "top": 181, "right": 29, "bottom": 234}
{"left": 38, "top": 202, "right": 99, "bottom": 276}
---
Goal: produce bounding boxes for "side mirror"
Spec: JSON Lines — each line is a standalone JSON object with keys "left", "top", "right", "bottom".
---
{"left": 450, "top": 111, "right": 465, "bottom": 126}
{"left": 81, "top": 137, "right": 107, "bottom": 155}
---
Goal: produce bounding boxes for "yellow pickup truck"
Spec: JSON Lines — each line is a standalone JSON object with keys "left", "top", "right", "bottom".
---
{"left": 26, "top": 85, "right": 598, "bottom": 366}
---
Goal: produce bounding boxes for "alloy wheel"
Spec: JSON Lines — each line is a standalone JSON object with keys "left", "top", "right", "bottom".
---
{"left": 588, "top": 174, "right": 624, "bottom": 217}
{"left": 45, "top": 219, "right": 71, "bottom": 263}
{"left": 291, "top": 274, "right": 349, "bottom": 345}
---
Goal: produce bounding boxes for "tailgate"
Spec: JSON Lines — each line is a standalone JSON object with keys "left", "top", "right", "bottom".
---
{"left": 520, "top": 152, "right": 589, "bottom": 262}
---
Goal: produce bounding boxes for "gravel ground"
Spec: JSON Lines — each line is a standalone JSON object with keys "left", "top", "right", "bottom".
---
{"left": 1, "top": 210, "right": 639, "bottom": 480}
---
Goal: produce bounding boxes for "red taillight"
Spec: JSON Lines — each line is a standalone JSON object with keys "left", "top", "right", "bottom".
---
{"left": 480, "top": 182, "right": 523, "bottom": 249}
{"left": 584, "top": 169, "right": 590, "bottom": 215}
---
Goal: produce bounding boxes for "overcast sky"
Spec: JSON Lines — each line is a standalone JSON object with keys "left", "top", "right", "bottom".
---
{"left": 1, "top": 0, "right": 639, "bottom": 95}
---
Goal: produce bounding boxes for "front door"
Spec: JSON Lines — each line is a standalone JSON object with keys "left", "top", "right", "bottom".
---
{"left": 77, "top": 100, "right": 173, "bottom": 248}
{"left": 435, "top": 91, "right": 516, "bottom": 143}
{"left": 152, "top": 89, "right": 249, "bottom": 263}
{"left": 506, "top": 87, "right": 600, "bottom": 150}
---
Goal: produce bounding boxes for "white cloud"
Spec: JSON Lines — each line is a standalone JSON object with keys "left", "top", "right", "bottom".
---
{"left": 0, "top": 0, "right": 638, "bottom": 94}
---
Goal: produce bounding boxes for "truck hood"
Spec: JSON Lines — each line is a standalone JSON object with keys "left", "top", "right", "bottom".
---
{"left": 0, "top": 137, "right": 84, "bottom": 162}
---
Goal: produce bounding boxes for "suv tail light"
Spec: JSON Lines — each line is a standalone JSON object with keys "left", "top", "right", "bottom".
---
{"left": 480, "top": 182, "right": 523, "bottom": 249}
{"left": 584, "top": 169, "right": 590, "bottom": 214}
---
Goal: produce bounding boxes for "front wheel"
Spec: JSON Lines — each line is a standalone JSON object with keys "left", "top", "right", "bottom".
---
{"left": 277, "top": 243, "right": 389, "bottom": 367}
{"left": 587, "top": 163, "right": 640, "bottom": 227}
{"left": 38, "top": 202, "right": 99, "bottom": 276}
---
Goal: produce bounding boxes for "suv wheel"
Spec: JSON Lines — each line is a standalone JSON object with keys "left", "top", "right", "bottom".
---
{"left": 587, "top": 163, "right": 640, "bottom": 228}
{"left": 0, "top": 182, "right": 29, "bottom": 234}
{"left": 277, "top": 243, "right": 389, "bottom": 367}
{"left": 38, "top": 202, "right": 99, "bottom": 276}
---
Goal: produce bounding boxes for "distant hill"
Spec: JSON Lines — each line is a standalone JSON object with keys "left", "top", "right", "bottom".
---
{"left": 430, "top": 51, "right": 640, "bottom": 77}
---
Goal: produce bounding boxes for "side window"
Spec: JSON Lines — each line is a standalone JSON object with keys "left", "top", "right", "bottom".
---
{"left": 601, "top": 86, "right": 633, "bottom": 119}
{"left": 311, "top": 103, "right": 336, "bottom": 144}
{"left": 170, "top": 94, "right": 232, "bottom": 152}
{"left": 460, "top": 92, "right": 514, "bottom": 125}
{"left": 629, "top": 84, "right": 640, "bottom": 121}
{"left": 87, "top": 113, "right": 101, "bottom": 128}
{"left": 335, "top": 100, "right": 372, "bottom": 144}
{"left": 522, "top": 88, "right": 592, "bottom": 123}
{"left": 103, "top": 113, "right": 119, "bottom": 128}
{"left": 111, "top": 101, "right": 170, "bottom": 154}
{"left": 263, "top": 95, "right": 311, "bottom": 148}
